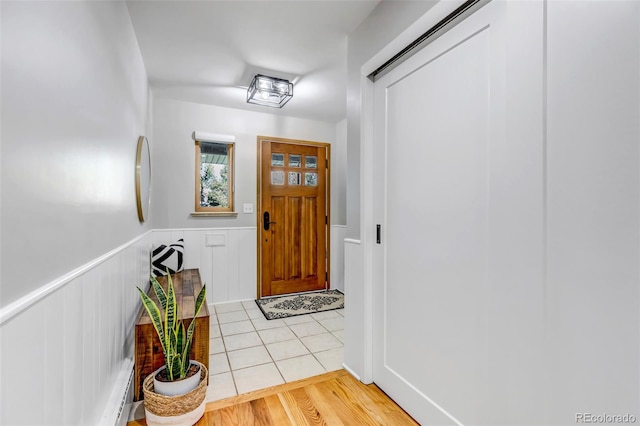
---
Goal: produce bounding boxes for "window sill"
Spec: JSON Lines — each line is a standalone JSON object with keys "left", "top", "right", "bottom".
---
{"left": 190, "top": 212, "right": 238, "bottom": 217}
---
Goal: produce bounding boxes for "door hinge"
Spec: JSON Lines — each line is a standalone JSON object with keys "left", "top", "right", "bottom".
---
{"left": 376, "top": 224, "right": 381, "bottom": 244}
{"left": 325, "top": 272, "right": 328, "bottom": 283}
{"left": 325, "top": 215, "right": 328, "bottom": 225}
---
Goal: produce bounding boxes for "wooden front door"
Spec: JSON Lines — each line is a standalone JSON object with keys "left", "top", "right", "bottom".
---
{"left": 258, "top": 137, "right": 329, "bottom": 297}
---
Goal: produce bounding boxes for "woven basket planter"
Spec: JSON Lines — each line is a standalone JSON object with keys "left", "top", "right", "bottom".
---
{"left": 142, "top": 362, "right": 208, "bottom": 426}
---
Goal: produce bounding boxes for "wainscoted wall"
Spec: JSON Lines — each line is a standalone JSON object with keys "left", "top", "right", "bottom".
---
{"left": 343, "top": 238, "right": 364, "bottom": 381}
{"left": 0, "top": 232, "right": 152, "bottom": 426}
{"left": 330, "top": 226, "right": 347, "bottom": 293}
{"left": 2, "top": 2, "right": 152, "bottom": 422}
{"left": 0, "top": 225, "right": 346, "bottom": 425}
{"left": 152, "top": 225, "right": 347, "bottom": 305}
{"left": 151, "top": 228, "right": 257, "bottom": 304}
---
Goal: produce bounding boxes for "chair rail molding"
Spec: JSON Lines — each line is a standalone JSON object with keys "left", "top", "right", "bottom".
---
{"left": 0, "top": 230, "right": 152, "bottom": 325}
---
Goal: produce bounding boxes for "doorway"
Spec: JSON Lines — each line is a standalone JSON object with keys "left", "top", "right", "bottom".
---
{"left": 257, "top": 136, "right": 330, "bottom": 298}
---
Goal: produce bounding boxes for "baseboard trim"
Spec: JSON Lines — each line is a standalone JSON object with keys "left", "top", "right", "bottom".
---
{"left": 101, "top": 358, "right": 135, "bottom": 426}
{"left": 342, "top": 363, "right": 362, "bottom": 382}
{"left": 0, "top": 230, "right": 152, "bottom": 325}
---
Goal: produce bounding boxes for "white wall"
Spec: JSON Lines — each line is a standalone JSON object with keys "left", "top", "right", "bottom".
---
{"left": 545, "top": 1, "right": 639, "bottom": 421}
{"left": 332, "top": 119, "right": 347, "bottom": 293}
{"left": 1, "top": 0, "right": 153, "bottom": 308}
{"left": 0, "top": 2, "right": 152, "bottom": 424}
{"left": 333, "top": 119, "right": 347, "bottom": 226}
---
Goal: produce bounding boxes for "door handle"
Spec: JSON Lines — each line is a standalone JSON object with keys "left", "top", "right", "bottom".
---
{"left": 264, "top": 211, "right": 276, "bottom": 230}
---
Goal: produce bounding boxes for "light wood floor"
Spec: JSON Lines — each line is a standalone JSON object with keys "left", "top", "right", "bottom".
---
{"left": 128, "top": 369, "right": 418, "bottom": 425}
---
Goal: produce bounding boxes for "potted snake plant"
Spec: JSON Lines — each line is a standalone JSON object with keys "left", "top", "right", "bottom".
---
{"left": 137, "top": 272, "right": 208, "bottom": 425}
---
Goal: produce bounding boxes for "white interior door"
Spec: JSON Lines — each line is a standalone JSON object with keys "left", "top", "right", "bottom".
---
{"left": 372, "top": 2, "right": 506, "bottom": 424}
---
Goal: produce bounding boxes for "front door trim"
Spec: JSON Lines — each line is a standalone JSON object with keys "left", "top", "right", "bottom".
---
{"left": 256, "top": 136, "right": 331, "bottom": 299}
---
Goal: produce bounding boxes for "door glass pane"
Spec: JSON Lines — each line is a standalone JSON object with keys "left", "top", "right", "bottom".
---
{"left": 289, "top": 154, "right": 301, "bottom": 168}
{"left": 305, "top": 155, "right": 317, "bottom": 169}
{"left": 288, "top": 172, "right": 301, "bottom": 185}
{"left": 271, "top": 171, "right": 285, "bottom": 185}
{"left": 272, "top": 153, "right": 284, "bottom": 167}
{"left": 304, "top": 172, "right": 318, "bottom": 186}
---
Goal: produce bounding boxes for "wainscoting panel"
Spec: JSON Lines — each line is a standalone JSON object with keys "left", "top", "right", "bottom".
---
{"left": 151, "top": 228, "right": 257, "bottom": 304}
{"left": 152, "top": 226, "right": 346, "bottom": 304}
{"left": 330, "top": 226, "right": 346, "bottom": 293}
{"left": 1, "top": 301, "right": 46, "bottom": 424}
{"left": 343, "top": 238, "right": 364, "bottom": 381}
{"left": 44, "top": 284, "right": 65, "bottom": 424}
{"left": 0, "top": 232, "right": 151, "bottom": 426}
{"left": 63, "top": 277, "right": 83, "bottom": 423}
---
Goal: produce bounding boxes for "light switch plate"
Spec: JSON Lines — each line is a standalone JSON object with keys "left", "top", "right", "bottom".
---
{"left": 243, "top": 203, "right": 254, "bottom": 214}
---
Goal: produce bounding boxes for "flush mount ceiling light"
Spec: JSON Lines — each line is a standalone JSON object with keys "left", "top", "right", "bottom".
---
{"left": 247, "top": 74, "right": 293, "bottom": 108}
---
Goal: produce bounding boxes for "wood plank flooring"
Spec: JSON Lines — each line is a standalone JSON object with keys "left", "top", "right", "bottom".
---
{"left": 128, "top": 369, "right": 418, "bottom": 425}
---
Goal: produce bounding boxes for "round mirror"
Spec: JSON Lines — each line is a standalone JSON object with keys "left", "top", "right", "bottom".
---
{"left": 135, "top": 136, "right": 151, "bottom": 222}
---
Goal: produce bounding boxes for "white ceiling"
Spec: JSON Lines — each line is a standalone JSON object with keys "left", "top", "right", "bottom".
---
{"left": 126, "top": 1, "right": 380, "bottom": 123}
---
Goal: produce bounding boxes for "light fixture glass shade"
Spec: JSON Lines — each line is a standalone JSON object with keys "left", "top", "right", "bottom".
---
{"left": 247, "top": 74, "right": 293, "bottom": 108}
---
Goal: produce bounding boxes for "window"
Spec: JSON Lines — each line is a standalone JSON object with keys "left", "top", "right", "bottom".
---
{"left": 195, "top": 140, "right": 234, "bottom": 213}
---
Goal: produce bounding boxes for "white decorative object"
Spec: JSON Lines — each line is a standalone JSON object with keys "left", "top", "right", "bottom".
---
{"left": 191, "top": 131, "right": 235, "bottom": 143}
{"left": 152, "top": 361, "right": 201, "bottom": 397}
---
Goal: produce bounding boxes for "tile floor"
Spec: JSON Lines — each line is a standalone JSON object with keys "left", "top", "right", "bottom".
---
{"left": 130, "top": 299, "right": 344, "bottom": 420}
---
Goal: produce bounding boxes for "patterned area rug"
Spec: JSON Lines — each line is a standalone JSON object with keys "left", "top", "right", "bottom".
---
{"left": 256, "top": 290, "right": 344, "bottom": 320}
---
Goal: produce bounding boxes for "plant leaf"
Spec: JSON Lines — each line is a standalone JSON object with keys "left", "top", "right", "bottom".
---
{"left": 169, "top": 325, "right": 180, "bottom": 381}
{"left": 150, "top": 276, "right": 167, "bottom": 311}
{"left": 183, "top": 339, "right": 193, "bottom": 377}
{"left": 177, "top": 322, "right": 188, "bottom": 378}
{"left": 169, "top": 326, "right": 178, "bottom": 361}
{"left": 165, "top": 272, "right": 177, "bottom": 340}
{"left": 183, "top": 285, "right": 206, "bottom": 374}
{"left": 139, "top": 275, "right": 206, "bottom": 383}
{"left": 194, "top": 284, "right": 206, "bottom": 318}
{"left": 137, "top": 287, "right": 166, "bottom": 357}
{"left": 166, "top": 354, "right": 176, "bottom": 382}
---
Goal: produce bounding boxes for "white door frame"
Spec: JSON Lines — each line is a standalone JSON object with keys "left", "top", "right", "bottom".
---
{"left": 359, "top": 0, "right": 468, "bottom": 385}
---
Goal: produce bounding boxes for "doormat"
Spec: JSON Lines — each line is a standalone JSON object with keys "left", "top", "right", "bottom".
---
{"left": 255, "top": 290, "right": 344, "bottom": 320}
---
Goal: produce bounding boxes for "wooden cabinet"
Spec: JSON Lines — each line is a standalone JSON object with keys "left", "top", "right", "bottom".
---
{"left": 134, "top": 269, "right": 209, "bottom": 401}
